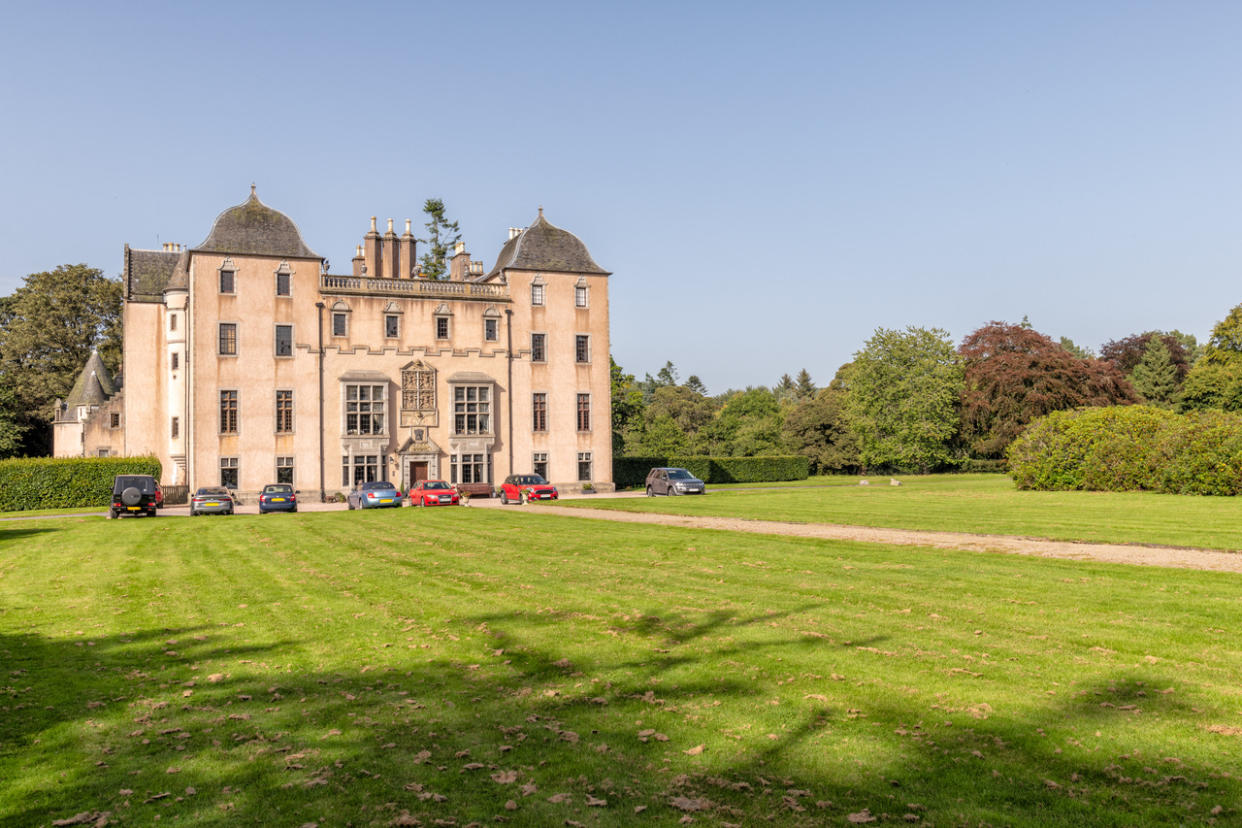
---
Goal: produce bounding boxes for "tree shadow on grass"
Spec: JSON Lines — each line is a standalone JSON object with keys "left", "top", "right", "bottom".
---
{"left": 0, "top": 525, "right": 58, "bottom": 547}
{"left": 2, "top": 615, "right": 1240, "bottom": 827}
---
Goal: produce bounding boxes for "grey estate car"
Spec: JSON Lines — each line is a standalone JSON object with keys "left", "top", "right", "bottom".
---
{"left": 645, "top": 467, "right": 706, "bottom": 496}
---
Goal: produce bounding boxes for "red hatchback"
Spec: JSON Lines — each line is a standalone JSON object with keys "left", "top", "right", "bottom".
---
{"left": 499, "top": 474, "right": 558, "bottom": 504}
{"left": 408, "top": 479, "right": 460, "bottom": 506}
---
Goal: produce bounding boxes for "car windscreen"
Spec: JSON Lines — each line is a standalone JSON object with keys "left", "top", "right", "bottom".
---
{"left": 196, "top": 488, "right": 228, "bottom": 495}
{"left": 517, "top": 475, "right": 547, "bottom": 485}
{"left": 264, "top": 485, "right": 293, "bottom": 493}
{"left": 117, "top": 476, "right": 157, "bottom": 493}
{"left": 667, "top": 469, "right": 696, "bottom": 480}
{"left": 363, "top": 482, "right": 396, "bottom": 490}
{"left": 424, "top": 481, "right": 450, "bottom": 490}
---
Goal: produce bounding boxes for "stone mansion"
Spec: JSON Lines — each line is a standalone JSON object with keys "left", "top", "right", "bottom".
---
{"left": 53, "top": 189, "right": 614, "bottom": 498}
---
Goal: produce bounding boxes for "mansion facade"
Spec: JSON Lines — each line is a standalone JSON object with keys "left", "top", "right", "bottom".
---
{"left": 53, "top": 188, "right": 613, "bottom": 497}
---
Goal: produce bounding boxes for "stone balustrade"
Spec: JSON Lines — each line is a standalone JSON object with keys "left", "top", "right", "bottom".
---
{"left": 320, "top": 275, "right": 509, "bottom": 301}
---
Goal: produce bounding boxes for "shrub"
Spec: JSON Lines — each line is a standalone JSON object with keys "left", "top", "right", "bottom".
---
{"left": 1007, "top": 406, "right": 1242, "bottom": 495}
{"left": 0, "top": 456, "right": 162, "bottom": 511}
{"left": 612, "top": 455, "right": 809, "bottom": 489}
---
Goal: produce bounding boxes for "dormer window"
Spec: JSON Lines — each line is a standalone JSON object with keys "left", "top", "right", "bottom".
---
{"left": 531, "top": 279, "right": 545, "bottom": 306}
{"left": 575, "top": 278, "right": 589, "bottom": 308}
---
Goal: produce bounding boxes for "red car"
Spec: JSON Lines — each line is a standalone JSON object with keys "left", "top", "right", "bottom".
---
{"left": 499, "top": 474, "right": 559, "bottom": 504}
{"left": 408, "top": 479, "right": 460, "bottom": 506}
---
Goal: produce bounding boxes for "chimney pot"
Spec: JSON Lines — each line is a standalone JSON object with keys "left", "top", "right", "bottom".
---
{"left": 387, "top": 218, "right": 394, "bottom": 234}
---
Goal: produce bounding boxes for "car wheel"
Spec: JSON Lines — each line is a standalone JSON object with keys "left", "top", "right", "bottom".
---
{"left": 108, "top": 508, "right": 117, "bottom": 519}
{"left": 646, "top": 486, "right": 653, "bottom": 497}
{"left": 226, "top": 508, "right": 234, "bottom": 515}
{"left": 292, "top": 506, "right": 298, "bottom": 513}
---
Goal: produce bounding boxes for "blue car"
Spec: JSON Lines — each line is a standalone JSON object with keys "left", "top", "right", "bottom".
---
{"left": 258, "top": 483, "right": 298, "bottom": 514}
{"left": 347, "top": 481, "right": 403, "bottom": 510}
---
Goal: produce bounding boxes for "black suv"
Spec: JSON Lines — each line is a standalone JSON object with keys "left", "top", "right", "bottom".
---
{"left": 110, "top": 475, "right": 161, "bottom": 518}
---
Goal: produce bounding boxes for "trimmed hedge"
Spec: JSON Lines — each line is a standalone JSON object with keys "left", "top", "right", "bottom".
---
{"left": 1007, "top": 406, "right": 1242, "bottom": 495}
{"left": 613, "top": 455, "right": 809, "bottom": 489}
{"left": 0, "top": 456, "right": 162, "bottom": 512}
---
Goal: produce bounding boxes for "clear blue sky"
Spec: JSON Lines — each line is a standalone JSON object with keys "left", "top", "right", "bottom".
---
{"left": 2, "top": 1, "right": 1239, "bottom": 393}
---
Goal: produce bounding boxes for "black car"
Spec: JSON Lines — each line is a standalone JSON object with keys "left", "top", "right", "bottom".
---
{"left": 645, "top": 467, "right": 706, "bottom": 496}
{"left": 110, "top": 474, "right": 161, "bottom": 518}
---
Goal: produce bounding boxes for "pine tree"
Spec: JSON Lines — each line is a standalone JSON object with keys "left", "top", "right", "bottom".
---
{"left": 1130, "top": 337, "right": 1179, "bottom": 408}
{"left": 774, "top": 373, "right": 795, "bottom": 403}
{"left": 794, "top": 368, "right": 816, "bottom": 399}
{"left": 417, "top": 198, "right": 461, "bottom": 280}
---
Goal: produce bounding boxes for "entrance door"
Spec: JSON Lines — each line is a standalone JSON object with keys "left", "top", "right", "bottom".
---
{"left": 409, "top": 461, "right": 429, "bottom": 484}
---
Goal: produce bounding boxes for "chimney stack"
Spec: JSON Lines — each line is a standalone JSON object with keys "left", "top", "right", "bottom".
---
{"left": 364, "top": 216, "right": 381, "bottom": 279}
{"left": 450, "top": 241, "right": 470, "bottom": 281}
{"left": 399, "top": 218, "right": 417, "bottom": 279}
{"left": 384, "top": 218, "right": 400, "bottom": 279}
{"left": 352, "top": 244, "right": 365, "bottom": 277}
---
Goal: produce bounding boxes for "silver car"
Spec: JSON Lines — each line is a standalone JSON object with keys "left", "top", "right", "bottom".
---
{"left": 645, "top": 467, "right": 706, "bottom": 496}
{"left": 347, "top": 481, "right": 403, "bottom": 509}
{"left": 190, "top": 486, "right": 235, "bottom": 515}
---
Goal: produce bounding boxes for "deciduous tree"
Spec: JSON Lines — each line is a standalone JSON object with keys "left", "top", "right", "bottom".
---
{"left": 959, "top": 322, "right": 1137, "bottom": 458}
{"left": 845, "top": 327, "right": 963, "bottom": 472}
{"left": 1181, "top": 305, "right": 1242, "bottom": 411}
{"left": 1100, "top": 331, "right": 1193, "bottom": 382}
{"left": 0, "top": 264, "right": 122, "bottom": 454}
{"left": 782, "top": 366, "right": 858, "bottom": 472}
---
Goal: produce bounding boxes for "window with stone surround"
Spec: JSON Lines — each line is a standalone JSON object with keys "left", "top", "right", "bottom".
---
{"left": 276, "top": 456, "right": 294, "bottom": 484}
{"left": 342, "top": 454, "right": 379, "bottom": 487}
{"left": 577, "top": 452, "right": 592, "bottom": 482}
{"left": 276, "top": 390, "right": 293, "bottom": 433}
{"left": 575, "top": 334, "right": 590, "bottom": 363}
{"left": 577, "top": 393, "right": 591, "bottom": 431}
{"left": 531, "top": 333, "right": 546, "bottom": 362}
{"left": 533, "top": 452, "right": 548, "bottom": 479}
{"left": 220, "top": 390, "right": 238, "bottom": 434}
{"left": 220, "top": 457, "right": 239, "bottom": 488}
{"left": 451, "top": 453, "right": 490, "bottom": 484}
{"left": 453, "top": 386, "right": 491, "bottom": 435}
{"left": 275, "top": 324, "right": 293, "bottom": 357}
{"left": 219, "top": 323, "right": 237, "bottom": 355}
{"left": 345, "top": 384, "right": 386, "bottom": 436}
{"left": 532, "top": 393, "right": 547, "bottom": 432}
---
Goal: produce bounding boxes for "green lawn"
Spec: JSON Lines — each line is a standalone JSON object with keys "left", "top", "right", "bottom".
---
{"left": 3, "top": 509, "right": 1242, "bottom": 825}
{"left": 568, "top": 474, "right": 1242, "bottom": 551}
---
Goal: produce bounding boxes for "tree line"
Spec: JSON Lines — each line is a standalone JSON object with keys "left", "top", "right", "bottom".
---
{"left": 612, "top": 308, "right": 1242, "bottom": 474}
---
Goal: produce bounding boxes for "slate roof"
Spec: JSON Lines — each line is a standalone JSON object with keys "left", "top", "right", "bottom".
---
{"left": 124, "top": 245, "right": 180, "bottom": 302}
{"left": 64, "top": 350, "right": 116, "bottom": 407}
{"left": 194, "top": 188, "right": 319, "bottom": 260}
{"left": 484, "top": 211, "right": 608, "bottom": 280}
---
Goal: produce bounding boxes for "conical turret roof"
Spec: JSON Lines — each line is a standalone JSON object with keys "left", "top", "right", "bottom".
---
{"left": 64, "top": 350, "right": 116, "bottom": 408}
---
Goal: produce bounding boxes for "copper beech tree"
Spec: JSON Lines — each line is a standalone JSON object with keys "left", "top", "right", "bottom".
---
{"left": 958, "top": 322, "right": 1138, "bottom": 458}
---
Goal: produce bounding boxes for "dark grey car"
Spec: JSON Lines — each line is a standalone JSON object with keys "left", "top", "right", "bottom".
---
{"left": 645, "top": 467, "right": 706, "bottom": 496}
